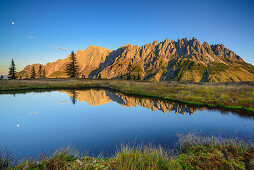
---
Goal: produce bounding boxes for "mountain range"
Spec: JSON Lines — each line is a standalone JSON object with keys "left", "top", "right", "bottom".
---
{"left": 19, "top": 38, "right": 254, "bottom": 82}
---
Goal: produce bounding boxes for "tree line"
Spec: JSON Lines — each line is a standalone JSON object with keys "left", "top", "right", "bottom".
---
{"left": 5, "top": 51, "right": 142, "bottom": 80}
{"left": 6, "top": 51, "right": 80, "bottom": 80}
{"left": 29, "top": 64, "right": 47, "bottom": 79}
{"left": 7, "top": 59, "right": 46, "bottom": 79}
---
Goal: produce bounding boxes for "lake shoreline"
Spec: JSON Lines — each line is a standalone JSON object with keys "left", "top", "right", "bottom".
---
{"left": 0, "top": 79, "right": 253, "bottom": 113}
{"left": 4, "top": 133, "right": 254, "bottom": 169}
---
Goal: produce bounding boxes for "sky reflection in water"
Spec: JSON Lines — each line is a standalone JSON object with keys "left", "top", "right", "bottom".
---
{"left": 0, "top": 89, "right": 253, "bottom": 159}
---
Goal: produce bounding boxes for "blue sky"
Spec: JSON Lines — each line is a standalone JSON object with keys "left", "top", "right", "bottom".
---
{"left": 0, "top": 0, "right": 253, "bottom": 74}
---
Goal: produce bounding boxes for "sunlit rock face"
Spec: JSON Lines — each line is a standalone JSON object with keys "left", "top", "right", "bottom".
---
{"left": 19, "top": 38, "right": 254, "bottom": 82}
{"left": 59, "top": 89, "right": 206, "bottom": 115}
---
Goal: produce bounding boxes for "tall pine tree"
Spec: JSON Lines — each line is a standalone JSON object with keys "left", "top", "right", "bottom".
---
{"left": 8, "top": 59, "right": 16, "bottom": 79}
{"left": 38, "top": 64, "right": 43, "bottom": 78}
{"left": 30, "top": 66, "right": 37, "bottom": 79}
{"left": 42, "top": 69, "right": 46, "bottom": 78}
{"left": 64, "top": 51, "right": 80, "bottom": 78}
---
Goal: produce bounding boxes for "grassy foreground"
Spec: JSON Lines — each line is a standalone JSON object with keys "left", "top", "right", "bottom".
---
{"left": 0, "top": 78, "right": 253, "bottom": 112}
{"left": 1, "top": 133, "right": 253, "bottom": 169}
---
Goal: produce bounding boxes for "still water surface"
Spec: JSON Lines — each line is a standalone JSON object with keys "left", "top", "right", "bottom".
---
{"left": 0, "top": 89, "right": 253, "bottom": 158}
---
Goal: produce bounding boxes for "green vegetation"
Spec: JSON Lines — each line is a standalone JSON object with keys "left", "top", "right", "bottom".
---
{"left": 239, "top": 62, "right": 254, "bottom": 74}
{"left": 37, "top": 64, "right": 43, "bottom": 78}
{"left": 30, "top": 66, "right": 37, "bottom": 79}
{"left": 123, "top": 62, "right": 145, "bottom": 80}
{"left": 64, "top": 51, "right": 80, "bottom": 78}
{"left": 42, "top": 68, "right": 46, "bottom": 78}
{"left": 132, "top": 64, "right": 143, "bottom": 73}
{"left": 8, "top": 59, "right": 16, "bottom": 79}
{"left": 48, "top": 71, "right": 67, "bottom": 78}
{"left": 2, "top": 133, "right": 253, "bottom": 169}
{"left": 0, "top": 148, "right": 12, "bottom": 169}
{"left": 167, "top": 60, "right": 207, "bottom": 81}
{"left": 207, "top": 62, "right": 229, "bottom": 74}
{"left": 0, "top": 79, "right": 253, "bottom": 112}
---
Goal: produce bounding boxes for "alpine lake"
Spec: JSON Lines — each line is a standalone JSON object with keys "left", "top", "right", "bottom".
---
{"left": 0, "top": 88, "right": 253, "bottom": 159}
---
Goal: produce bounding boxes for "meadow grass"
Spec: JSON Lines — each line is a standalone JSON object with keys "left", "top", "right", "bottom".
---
{"left": 0, "top": 147, "right": 14, "bottom": 169}
{"left": 0, "top": 78, "right": 253, "bottom": 112}
{"left": 2, "top": 133, "right": 253, "bottom": 169}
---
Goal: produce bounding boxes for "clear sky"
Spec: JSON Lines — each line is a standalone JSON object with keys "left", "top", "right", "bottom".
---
{"left": 0, "top": 0, "right": 253, "bottom": 75}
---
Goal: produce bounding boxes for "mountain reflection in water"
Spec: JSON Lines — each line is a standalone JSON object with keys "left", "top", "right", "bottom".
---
{"left": 59, "top": 89, "right": 207, "bottom": 115}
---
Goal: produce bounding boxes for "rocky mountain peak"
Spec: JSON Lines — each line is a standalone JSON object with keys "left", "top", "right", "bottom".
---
{"left": 164, "top": 38, "right": 170, "bottom": 43}
{"left": 202, "top": 41, "right": 209, "bottom": 47}
{"left": 153, "top": 40, "right": 159, "bottom": 46}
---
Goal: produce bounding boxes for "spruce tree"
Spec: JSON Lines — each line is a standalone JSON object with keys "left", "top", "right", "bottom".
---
{"left": 42, "top": 69, "right": 46, "bottom": 78}
{"left": 64, "top": 51, "right": 80, "bottom": 78}
{"left": 30, "top": 66, "right": 37, "bottom": 79}
{"left": 8, "top": 59, "right": 16, "bottom": 79}
{"left": 38, "top": 64, "right": 43, "bottom": 78}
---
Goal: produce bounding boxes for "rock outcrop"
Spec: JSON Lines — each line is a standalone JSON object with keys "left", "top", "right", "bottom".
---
{"left": 19, "top": 38, "right": 254, "bottom": 82}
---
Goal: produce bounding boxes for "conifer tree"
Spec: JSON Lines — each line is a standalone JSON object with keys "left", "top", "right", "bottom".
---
{"left": 38, "top": 64, "right": 43, "bottom": 78}
{"left": 8, "top": 59, "right": 16, "bottom": 79}
{"left": 30, "top": 66, "right": 37, "bottom": 79}
{"left": 64, "top": 51, "right": 80, "bottom": 78}
{"left": 42, "top": 69, "right": 46, "bottom": 78}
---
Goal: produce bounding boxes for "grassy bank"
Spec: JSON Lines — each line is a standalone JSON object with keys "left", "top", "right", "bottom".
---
{"left": 1, "top": 133, "right": 253, "bottom": 169}
{"left": 0, "top": 79, "right": 253, "bottom": 112}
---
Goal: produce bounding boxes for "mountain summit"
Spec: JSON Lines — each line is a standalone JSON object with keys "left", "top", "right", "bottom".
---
{"left": 19, "top": 38, "right": 254, "bottom": 82}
